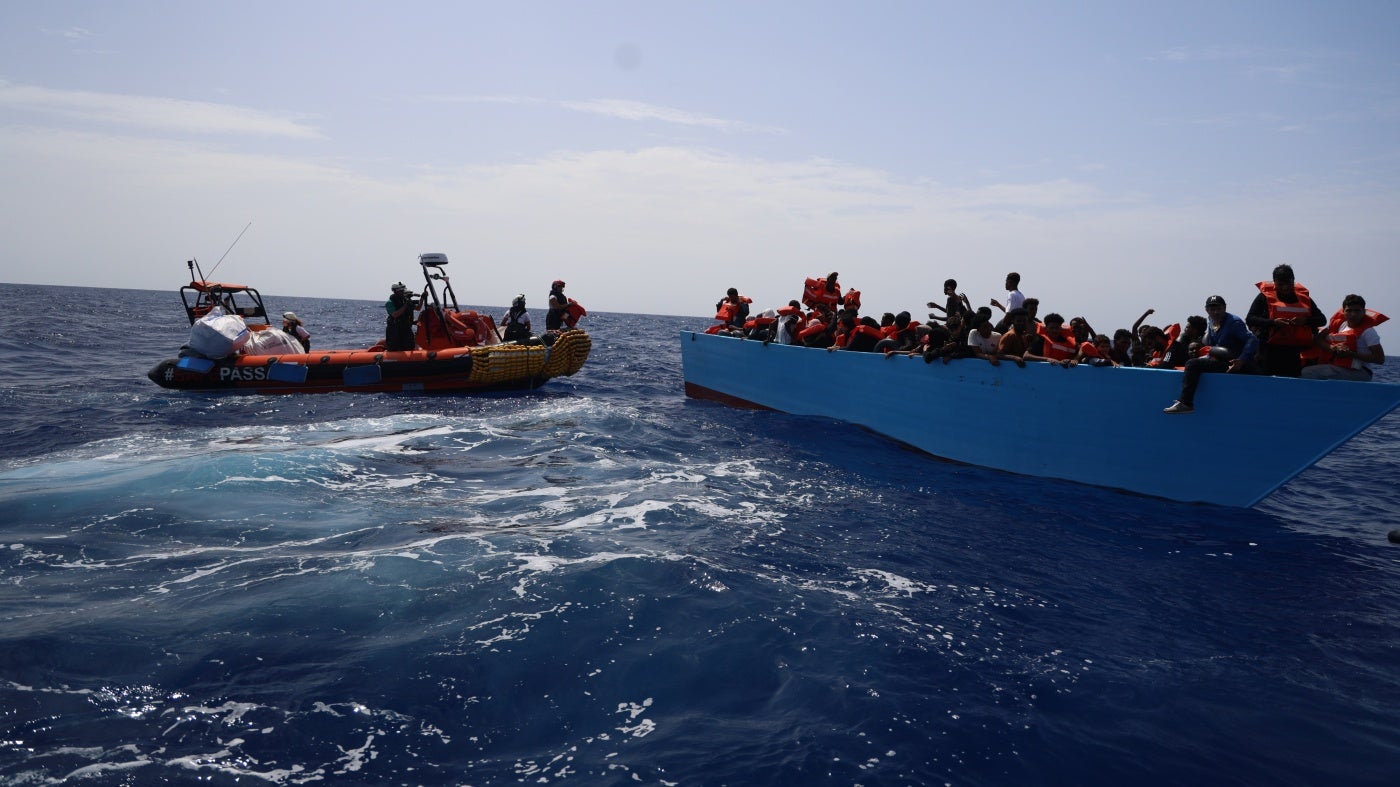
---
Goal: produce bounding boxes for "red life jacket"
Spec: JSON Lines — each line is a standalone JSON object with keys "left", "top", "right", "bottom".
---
{"left": 1255, "top": 281, "right": 1317, "bottom": 346}
{"left": 1036, "top": 325, "right": 1077, "bottom": 360}
{"left": 843, "top": 290, "right": 862, "bottom": 310}
{"left": 802, "top": 278, "right": 841, "bottom": 308}
{"left": 1078, "top": 341, "right": 1102, "bottom": 359}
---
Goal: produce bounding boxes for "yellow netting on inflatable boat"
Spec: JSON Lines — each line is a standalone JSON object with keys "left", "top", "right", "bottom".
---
{"left": 466, "top": 330, "right": 592, "bottom": 385}
{"left": 541, "top": 330, "right": 592, "bottom": 378}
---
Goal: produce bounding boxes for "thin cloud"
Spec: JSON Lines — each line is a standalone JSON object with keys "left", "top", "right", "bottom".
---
{"left": 418, "top": 93, "right": 785, "bottom": 135}
{"left": 40, "top": 27, "right": 93, "bottom": 41}
{"left": 0, "top": 80, "right": 323, "bottom": 139}
{"left": 560, "top": 99, "right": 786, "bottom": 135}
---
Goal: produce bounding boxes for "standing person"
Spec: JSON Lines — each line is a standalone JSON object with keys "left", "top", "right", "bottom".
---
{"left": 1247, "top": 264, "right": 1326, "bottom": 377}
{"left": 990, "top": 271, "right": 1024, "bottom": 316}
{"left": 281, "top": 311, "right": 310, "bottom": 352}
{"left": 1302, "top": 295, "right": 1387, "bottom": 381}
{"left": 384, "top": 282, "right": 417, "bottom": 351}
{"left": 1163, "top": 296, "right": 1259, "bottom": 414}
{"left": 500, "top": 294, "right": 531, "bottom": 343}
{"left": 545, "top": 280, "right": 568, "bottom": 331}
{"left": 927, "top": 279, "right": 970, "bottom": 323}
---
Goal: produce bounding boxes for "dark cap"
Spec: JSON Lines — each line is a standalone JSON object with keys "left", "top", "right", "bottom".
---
{"left": 1205, "top": 295, "right": 1226, "bottom": 308}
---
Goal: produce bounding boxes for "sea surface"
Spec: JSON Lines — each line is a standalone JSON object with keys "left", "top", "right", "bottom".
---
{"left": 2, "top": 282, "right": 1399, "bottom": 786}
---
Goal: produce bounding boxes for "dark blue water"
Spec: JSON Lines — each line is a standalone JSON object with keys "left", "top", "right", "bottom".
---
{"left": 3, "top": 282, "right": 1399, "bottom": 786}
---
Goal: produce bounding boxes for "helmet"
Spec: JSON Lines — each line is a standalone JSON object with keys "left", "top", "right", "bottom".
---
{"left": 512, "top": 294, "right": 526, "bottom": 307}
{"left": 391, "top": 282, "right": 407, "bottom": 293}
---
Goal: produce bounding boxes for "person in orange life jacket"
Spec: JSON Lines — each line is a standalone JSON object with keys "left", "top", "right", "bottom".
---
{"left": 1138, "top": 325, "right": 1169, "bottom": 366}
{"left": 1246, "top": 263, "right": 1326, "bottom": 377}
{"left": 1155, "top": 315, "right": 1206, "bottom": 369}
{"left": 828, "top": 314, "right": 883, "bottom": 352}
{"left": 875, "top": 311, "right": 920, "bottom": 355}
{"left": 384, "top": 281, "right": 419, "bottom": 351}
{"left": 989, "top": 271, "right": 1024, "bottom": 317}
{"left": 770, "top": 300, "right": 804, "bottom": 345}
{"left": 1302, "top": 294, "right": 1386, "bottom": 381}
{"left": 281, "top": 311, "right": 311, "bottom": 352}
{"left": 798, "top": 303, "right": 837, "bottom": 348}
{"left": 1074, "top": 334, "right": 1118, "bottom": 367}
{"left": 1163, "top": 295, "right": 1260, "bottom": 414}
{"left": 1069, "top": 315, "right": 1095, "bottom": 345}
{"left": 715, "top": 287, "right": 751, "bottom": 329}
{"left": 500, "top": 294, "right": 531, "bottom": 342}
{"left": 1024, "top": 313, "right": 1078, "bottom": 368}
{"left": 927, "top": 279, "right": 971, "bottom": 323}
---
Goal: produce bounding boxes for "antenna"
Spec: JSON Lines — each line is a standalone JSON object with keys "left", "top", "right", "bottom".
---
{"left": 206, "top": 222, "right": 252, "bottom": 278}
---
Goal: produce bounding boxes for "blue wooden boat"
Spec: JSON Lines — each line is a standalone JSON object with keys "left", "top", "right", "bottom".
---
{"left": 680, "top": 330, "right": 1400, "bottom": 507}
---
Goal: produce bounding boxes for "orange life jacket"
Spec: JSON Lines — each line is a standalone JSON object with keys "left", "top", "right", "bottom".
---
{"left": 1036, "top": 325, "right": 1077, "bottom": 361}
{"left": 802, "top": 277, "right": 841, "bottom": 308}
{"left": 564, "top": 299, "right": 586, "bottom": 328}
{"left": 843, "top": 290, "right": 862, "bottom": 310}
{"left": 1303, "top": 308, "right": 1388, "bottom": 365}
{"left": 1255, "top": 281, "right": 1317, "bottom": 346}
{"left": 1145, "top": 323, "right": 1181, "bottom": 367}
{"left": 1322, "top": 309, "right": 1388, "bottom": 368}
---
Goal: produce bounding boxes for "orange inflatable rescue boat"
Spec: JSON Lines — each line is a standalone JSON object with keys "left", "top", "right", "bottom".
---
{"left": 148, "top": 254, "right": 590, "bottom": 394}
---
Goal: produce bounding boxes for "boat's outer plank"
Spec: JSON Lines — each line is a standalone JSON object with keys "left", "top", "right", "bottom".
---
{"left": 680, "top": 330, "right": 1400, "bottom": 507}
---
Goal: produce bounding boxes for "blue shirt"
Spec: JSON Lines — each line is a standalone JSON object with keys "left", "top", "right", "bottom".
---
{"left": 1206, "top": 312, "right": 1259, "bottom": 362}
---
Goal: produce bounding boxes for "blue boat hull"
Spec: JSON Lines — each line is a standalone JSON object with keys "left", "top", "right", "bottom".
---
{"left": 680, "top": 331, "right": 1400, "bottom": 507}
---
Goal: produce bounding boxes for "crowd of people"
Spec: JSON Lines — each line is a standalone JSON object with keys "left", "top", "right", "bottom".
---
{"left": 708, "top": 265, "right": 1388, "bottom": 414}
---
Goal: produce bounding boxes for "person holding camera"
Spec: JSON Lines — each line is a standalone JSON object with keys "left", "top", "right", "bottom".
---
{"left": 385, "top": 281, "right": 419, "bottom": 351}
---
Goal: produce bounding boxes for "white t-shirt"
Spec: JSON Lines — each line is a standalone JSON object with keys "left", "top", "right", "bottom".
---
{"left": 968, "top": 329, "right": 1002, "bottom": 354}
{"left": 1336, "top": 324, "right": 1381, "bottom": 370}
{"left": 1007, "top": 288, "right": 1025, "bottom": 311}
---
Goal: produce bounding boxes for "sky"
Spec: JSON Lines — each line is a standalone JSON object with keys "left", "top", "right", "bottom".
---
{"left": 2, "top": 1, "right": 1398, "bottom": 332}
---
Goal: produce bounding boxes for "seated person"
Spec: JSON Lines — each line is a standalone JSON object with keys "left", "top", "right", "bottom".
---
{"left": 966, "top": 315, "right": 1009, "bottom": 365}
{"left": 1164, "top": 295, "right": 1259, "bottom": 414}
{"left": 1074, "top": 334, "right": 1118, "bottom": 367}
{"left": 1302, "top": 294, "right": 1386, "bottom": 381}
{"left": 1159, "top": 315, "right": 1207, "bottom": 369}
{"left": 1025, "top": 313, "right": 1078, "bottom": 367}
{"left": 875, "top": 311, "right": 920, "bottom": 354}
{"left": 994, "top": 308, "right": 1032, "bottom": 367}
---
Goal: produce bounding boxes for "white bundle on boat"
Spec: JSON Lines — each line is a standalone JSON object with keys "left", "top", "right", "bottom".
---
{"left": 242, "top": 328, "right": 304, "bottom": 356}
{"left": 187, "top": 307, "right": 249, "bottom": 359}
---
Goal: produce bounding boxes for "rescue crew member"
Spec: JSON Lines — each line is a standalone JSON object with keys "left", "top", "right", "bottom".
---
{"left": 281, "top": 311, "right": 310, "bottom": 352}
{"left": 1246, "top": 263, "right": 1326, "bottom": 377}
{"left": 501, "top": 294, "right": 532, "bottom": 343}
{"left": 545, "top": 280, "right": 568, "bottom": 331}
{"left": 384, "top": 282, "right": 418, "bottom": 351}
{"left": 1302, "top": 294, "right": 1386, "bottom": 381}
